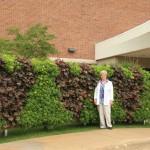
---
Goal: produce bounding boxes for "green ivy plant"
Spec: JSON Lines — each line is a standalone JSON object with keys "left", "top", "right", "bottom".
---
{"left": 133, "top": 99, "right": 150, "bottom": 122}
{"left": 19, "top": 75, "right": 73, "bottom": 129}
{"left": 91, "top": 65, "right": 114, "bottom": 78}
{"left": 120, "top": 66, "right": 134, "bottom": 79}
{"left": 2, "top": 54, "right": 22, "bottom": 73}
{"left": 31, "top": 58, "right": 60, "bottom": 76}
{"left": 139, "top": 69, "right": 150, "bottom": 91}
{"left": 79, "top": 99, "right": 99, "bottom": 125}
{"left": 111, "top": 99, "right": 126, "bottom": 122}
{"left": 68, "top": 62, "right": 82, "bottom": 76}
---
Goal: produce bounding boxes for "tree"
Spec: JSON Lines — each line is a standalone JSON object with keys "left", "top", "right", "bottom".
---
{"left": 0, "top": 24, "right": 57, "bottom": 59}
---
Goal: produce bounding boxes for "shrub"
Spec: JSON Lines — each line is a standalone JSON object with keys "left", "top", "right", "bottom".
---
{"left": 133, "top": 69, "right": 150, "bottom": 122}
{"left": 0, "top": 57, "right": 36, "bottom": 128}
{"left": 19, "top": 60, "right": 72, "bottom": 129}
{"left": 111, "top": 99, "right": 126, "bottom": 122}
{"left": 2, "top": 54, "right": 22, "bottom": 73}
{"left": 0, "top": 119, "right": 7, "bottom": 128}
{"left": 91, "top": 65, "right": 114, "bottom": 78}
{"left": 79, "top": 99, "right": 99, "bottom": 125}
{"left": 120, "top": 66, "right": 134, "bottom": 79}
{"left": 133, "top": 99, "right": 150, "bottom": 122}
{"left": 68, "top": 62, "right": 82, "bottom": 76}
{"left": 56, "top": 61, "right": 98, "bottom": 120}
{"left": 139, "top": 69, "right": 150, "bottom": 92}
{"left": 0, "top": 55, "right": 149, "bottom": 130}
{"left": 31, "top": 58, "right": 60, "bottom": 76}
{"left": 111, "top": 67, "right": 143, "bottom": 123}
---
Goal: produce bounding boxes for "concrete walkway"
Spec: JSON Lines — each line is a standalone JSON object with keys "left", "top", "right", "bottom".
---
{"left": 0, "top": 128, "right": 150, "bottom": 150}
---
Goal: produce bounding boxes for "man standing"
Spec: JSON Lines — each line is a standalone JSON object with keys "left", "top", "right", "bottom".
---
{"left": 94, "top": 70, "right": 114, "bottom": 129}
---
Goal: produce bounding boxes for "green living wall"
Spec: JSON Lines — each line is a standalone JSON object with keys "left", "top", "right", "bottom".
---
{"left": 0, "top": 56, "right": 72, "bottom": 129}
{"left": 0, "top": 55, "right": 150, "bottom": 131}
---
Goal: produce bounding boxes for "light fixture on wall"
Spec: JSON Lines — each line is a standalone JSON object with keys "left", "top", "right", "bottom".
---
{"left": 68, "top": 48, "right": 76, "bottom": 52}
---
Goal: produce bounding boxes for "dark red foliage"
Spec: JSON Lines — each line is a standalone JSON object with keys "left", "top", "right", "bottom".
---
{"left": 0, "top": 58, "right": 36, "bottom": 128}
{"left": 56, "top": 60, "right": 98, "bottom": 120}
{"left": 111, "top": 67, "right": 143, "bottom": 123}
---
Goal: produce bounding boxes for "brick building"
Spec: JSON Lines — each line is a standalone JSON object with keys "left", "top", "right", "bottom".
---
{"left": 0, "top": 0, "right": 150, "bottom": 66}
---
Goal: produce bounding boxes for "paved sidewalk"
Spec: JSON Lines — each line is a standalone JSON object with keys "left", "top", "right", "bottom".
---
{"left": 0, "top": 128, "right": 150, "bottom": 150}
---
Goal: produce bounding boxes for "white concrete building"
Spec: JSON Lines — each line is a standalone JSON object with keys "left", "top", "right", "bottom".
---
{"left": 95, "top": 20, "right": 150, "bottom": 68}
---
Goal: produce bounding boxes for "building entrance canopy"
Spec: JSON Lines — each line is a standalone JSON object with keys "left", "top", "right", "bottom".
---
{"left": 95, "top": 21, "right": 150, "bottom": 67}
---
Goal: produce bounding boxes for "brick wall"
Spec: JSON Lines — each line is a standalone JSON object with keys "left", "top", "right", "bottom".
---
{"left": 0, "top": 0, "right": 150, "bottom": 60}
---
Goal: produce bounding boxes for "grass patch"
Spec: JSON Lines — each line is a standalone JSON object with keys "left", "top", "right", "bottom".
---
{"left": 0, "top": 123, "right": 150, "bottom": 144}
{"left": 0, "top": 124, "right": 98, "bottom": 144}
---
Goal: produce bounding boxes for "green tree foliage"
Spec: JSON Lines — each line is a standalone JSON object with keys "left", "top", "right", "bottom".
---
{"left": 0, "top": 24, "right": 57, "bottom": 59}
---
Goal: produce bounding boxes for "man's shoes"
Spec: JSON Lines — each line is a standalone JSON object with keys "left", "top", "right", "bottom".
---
{"left": 108, "top": 127, "right": 112, "bottom": 130}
